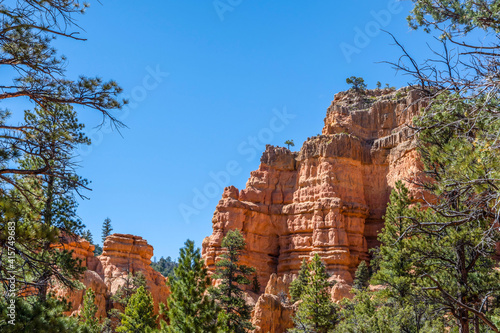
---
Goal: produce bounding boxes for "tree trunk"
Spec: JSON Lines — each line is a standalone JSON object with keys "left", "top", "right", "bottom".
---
{"left": 474, "top": 316, "right": 480, "bottom": 333}
{"left": 458, "top": 313, "right": 470, "bottom": 333}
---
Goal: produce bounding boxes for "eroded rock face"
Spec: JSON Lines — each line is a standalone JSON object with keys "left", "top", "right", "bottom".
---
{"left": 252, "top": 294, "right": 295, "bottom": 333}
{"left": 202, "top": 88, "right": 426, "bottom": 299}
{"left": 252, "top": 275, "right": 295, "bottom": 333}
{"left": 100, "top": 234, "right": 169, "bottom": 314}
{"left": 52, "top": 234, "right": 169, "bottom": 319}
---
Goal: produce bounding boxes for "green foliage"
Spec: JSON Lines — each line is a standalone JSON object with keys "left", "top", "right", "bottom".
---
{"left": 151, "top": 256, "right": 177, "bottom": 278}
{"left": 109, "top": 272, "right": 147, "bottom": 322}
{"left": 80, "top": 288, "right": 101, "bottom": 333}
{"left": 116, "top": 286, "right": 157, "bottom": 333}
{"left": 290, "top": 254, "right": 337, "bottom": 333}
{"left": 0, "top": 103, "right": 89, "bottom": 299}
{"left": 352, "top": 261, "right": 370, "bottom": 291}
{"left": 345, "top": 76, "right": 367, "bottom": 92}
{"left": 335, "top": 2, "right": 500, "bottom": 331}
{"left": 400, "top": 2, "right": 500, "bottom": 328}
{"left": 251, "top": 275, "right": 261, "bottom": 294}
{"left": 285, "top": 139, "right": 295, "bottom": 150}
{"left": 101, "top": 218, "right": 113, "bottom": 244}
{"left": 372, "top": 181, "right": 414, "bottom": 300}
{"left": 162, "top": 239, "right": 219, "bottom": 333}
{"left": 209, "top": 229, "right": 255, "bottom": 333}
{"left": 289, "top": 258, "right": 309, "bottom": 303}
{"left": 335, "top": 291, "right": 445, "bottom": 333}
{"left": 81, "top": 230, "right": 93, "bottom": 244}
{"left": 408, "top": 0, "right": 500, "bottom": 35}
{"left": 374, "top": 181, "right": 500, "bottom": 331}
{"left": 376, "top": 81, "right": 382, "bottom": 89}
{"left": 0, "top": 295, "right": 82, "bottom": 333}
{"left": 93, "top": 244, "right": 103, "bottom": 256}
{"left": 0, "top": 0, "right": 124, "bottom": 297}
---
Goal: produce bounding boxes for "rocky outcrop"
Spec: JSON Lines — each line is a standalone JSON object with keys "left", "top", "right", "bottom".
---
{"left": 202, "top": 88, "right": 427, "bottom": 299}
{"left": 100, "top": 234, "right": 169, "bottom": 314}
{"left": 252, "top": 275, "right": 295, "bottom": 333}
{"left": 52, "top": 234, "right": 169, "bottom": 320}
{"left": 51, "top": 236, "right": 108, "bottom": 319}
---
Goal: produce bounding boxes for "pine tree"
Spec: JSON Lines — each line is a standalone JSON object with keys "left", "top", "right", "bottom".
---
{"left": 163, "top": 239, "right": 219, "bottom": 333}
{"left": 372, "top": 181, "right": 414, "bottom": 300}
{"left": 291, "top": 254, "right": 337, "bottom": 333}
{"left": 373, "top": 182, "right": 500, "bottom": 332}
{"left": 345, "top": 76, "right": 367, "bottom": 93}
{"left": 352, "top": 261, "right": 370, "bottom": 291}
{"left": 80, "top": 288, "right": 101, "bottom": 333}
{"left": 285, "top": 140, "right": 295, "bottom": 150}
{"left": 82, "top": 230, "right": 94, "bottom": 244}
{"left": 289, "top": 258, "right": 309, "bottom": 303}
{"left": 1, "top": 103, "right": 89, "bottom": 300}
{"left": 0, "top": 0, "right": 124, "bottom": 302}
{"left": 109, "top": 272, "right": 147, "bottom": 323}
{"left": 0, "top": 296, "right": 81, "bottom": 332}
{"left": 94, "top": 244, "right": 103, "bottom": 256}
{"left": 102, "top": 218, "right": 113, "bottom": 244}
{"left": 251, "top": 275, "right": 261, "bottom": 294}
{"left": 209, "top": 229, "right": 255, "bottom": 333}
{"left": 116, "top": 286, "right": 157, "bottom": 333}
{"left": 151, "top": 256, "right": 178, "bottom": 278}
{"left": 335, "top": 290, "right": 445, "bottom": 333}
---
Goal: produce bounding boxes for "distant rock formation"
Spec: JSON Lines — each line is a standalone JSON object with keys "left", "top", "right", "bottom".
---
{"left": 51, "top": 233, "right": 169, "bottom": 320}
{"left": 202, "top": 88, "right": 427, "bottom": 304}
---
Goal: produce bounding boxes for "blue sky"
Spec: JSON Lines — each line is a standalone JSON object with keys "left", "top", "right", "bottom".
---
{"left": 53, "top": 0, "right": 436, "bottom": 259}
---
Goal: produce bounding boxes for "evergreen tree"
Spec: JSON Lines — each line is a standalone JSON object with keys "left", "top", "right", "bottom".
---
{"left": 251, "top": 275, "right": 261, "bottom": 294}
{"left": 209, "top": 229, "right": 255, "bottom": 333}
{"left": 0, "top": 103, "right": 89, "bottom": 301}
{"left": 108, "top": 271, "right": 147, "bottom": 323}
{"left": 0, "top": 296, "right": 82, "bottom": 333}
{"left": 151, "top": 256, "right": 178, "bottom": 278}
{"left": 394, "top": 3, "right": 500, "bottom": 329}
{"left": 0, "top": 0, "right": 124, "bottom": 301}
{"left": 371, "top": 181, "right": 414, "bottom": 301}
{"left": 373, "top": 182, "right": 500, "bottom": 332}
{"left": 352, "top": 261, "right": 370, "bottom": 291}
{"left": 94, "top": 244, "right": 103, "bottom": 256}
{"left": 345, "top": 76, "right": 367, "bottom": 93}
{"left": 291, "top": 254, "right": 337, "bottom": 333}
{"left": 335, "top": 291, "right": 445, "bottom": 333}
{"left": 116, "top": 286, "right": 157, "bottom": 333}
{"left": 285, "top": 140, "right": 295, "bottom": 150}
{"left": 80, "top": 288, "right": 101, "bottom": 333}
{"left": 82, "top": 230, "right": 94, "bottom": 244}
{"left": 289, "top": 258, "right": 309, "bottom": 303}
{"left": 102, "top": 217, "right": 113, "bottom": 244}
{"left": 163, "top": 239, "right": 219, "bottom": 333}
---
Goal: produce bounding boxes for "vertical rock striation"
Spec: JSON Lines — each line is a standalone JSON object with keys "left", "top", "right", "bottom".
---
{"left": 202, "top": 88, "right": 427, "bottom": 300}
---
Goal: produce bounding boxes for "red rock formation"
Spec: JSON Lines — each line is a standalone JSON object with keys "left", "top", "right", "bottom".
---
{"left": 100, "top": 234, "right": 169, "bottom": 314}
{"left": 202, "top": 88, "right": 427, "bottom": 300}
{"left": 252, "top": 294, "right": 295, "bottom": 333}
{"left": 252, "top": 274, "right": 295, "bottom": 333}
{"left": 51, "top": 233, "right": 169, "bottom": 320}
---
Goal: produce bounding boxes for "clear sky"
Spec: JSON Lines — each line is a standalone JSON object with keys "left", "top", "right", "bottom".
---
{"left": 58, "top": 0, "right": 435, "bottom": 260}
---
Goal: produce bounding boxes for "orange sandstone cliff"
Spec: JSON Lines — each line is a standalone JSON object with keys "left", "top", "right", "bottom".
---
{"left": 52, "top": 233, "right": 169, "bottom": 319}
{"left": 202, "top": 88, "right": 427, "bottom": 311}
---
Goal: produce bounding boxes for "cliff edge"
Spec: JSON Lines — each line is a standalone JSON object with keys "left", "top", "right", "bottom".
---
{"left": 202, "top": 88, "right": 427, "bottom": 303}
